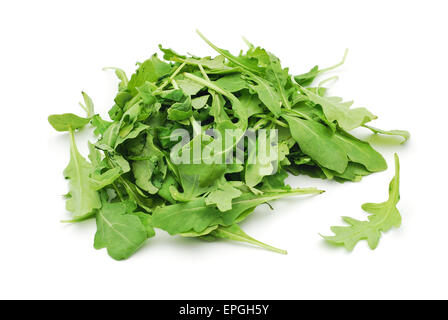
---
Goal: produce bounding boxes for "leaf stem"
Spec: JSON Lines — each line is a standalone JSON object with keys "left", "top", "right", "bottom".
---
{"left": 318, "top": 49, "right": 349, "bottom": 74}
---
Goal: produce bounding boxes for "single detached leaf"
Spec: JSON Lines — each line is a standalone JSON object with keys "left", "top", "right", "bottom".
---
{"left": 64, "top": 130, "right": 101, "bottom": 218}
{"left": 364, "top": 125, "right": 410, "bottom": 144}
{"left": 322, "top": 154, "right": 401, "bottom": 250}
{"left": 94, "top": 200, "right": 148, "bottom": 260}
{"left": 48, "top": 113, "right": 90, "bottom": 132}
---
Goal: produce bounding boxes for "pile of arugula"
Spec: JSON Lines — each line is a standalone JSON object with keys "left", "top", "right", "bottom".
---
{"left": 49, "top": 31, "right": 408, "bottom": 260}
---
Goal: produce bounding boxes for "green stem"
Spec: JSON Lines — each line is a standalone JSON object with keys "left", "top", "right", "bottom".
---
{"left": 196, "top": 29, "right": 259, "bottom": 74}
{"left": 318, "top": 49, "right": 349, "bottom": 74}
{"left": 183, "top": 72, "right": 236, "bottom": 101}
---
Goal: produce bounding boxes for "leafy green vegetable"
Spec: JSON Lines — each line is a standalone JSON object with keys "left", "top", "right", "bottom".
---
{"left": 210, "top": 224, "right": 287, "bottom": 254}
{"left": 94, "top": 198, "right": 150, "bottom": 260}
{"left": 301, "top": 87, "right": 377, "bottom": 131}
{"left": 364, "top": 125, "right": 410, "bottom": 144}
{"left": 64, "top": 129, "right": 101, "bottom": 219}
{"left": 48, "top": 113, "right": 90, "bottom": 132}
{"left": 322, "top": 154, "right": 401, "bottom": 250}
{"left": 49, "top": 32, "right": 408, "bottom": 260}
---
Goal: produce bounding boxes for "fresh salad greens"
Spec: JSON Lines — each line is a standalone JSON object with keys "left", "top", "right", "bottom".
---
{"left": 322, "top": 154, "right": 402, "bottom": 250}
{"left": 49, "top": 31, "right": 408, "bottom": 260}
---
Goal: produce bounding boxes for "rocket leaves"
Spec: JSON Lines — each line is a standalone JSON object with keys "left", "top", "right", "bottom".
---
{"left": 64, "top": 129, "right": 101, "bottom": 219}
{"left": 48, "top": 113, "right": 90, "bottom": 132}
{"left": 322, "top": 154, "right": 402, "bottom": 250}
{"left": 49, "top": 32, "right": 408, "bottom": 260}
{"left": 94, "top": 198, "right": 151, "bottom": 260}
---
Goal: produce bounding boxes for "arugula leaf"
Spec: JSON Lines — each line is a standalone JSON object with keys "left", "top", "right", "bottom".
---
{"left": 301, "top": 88, "right": 377, "bottom": 131}
{"left": 282, "top": 114, "right": 348, "bottom": 173}
{"left": 205, "top": 180, "right": 242, "bottom": 212}
{"left": 79, "top": 92, "right": 95, "bottom": 118}
{"left": 103, "top": 67, "right": 129, "bottom": 91}
{"left": 294, "top": 65, "right": 319, "bottom": 86}
{"left": 334, "top": 130, "right": 387, "bottom": 172}
{"left": 245, "top": 72, "right": 282, "bottom": 117}
{"left": 50, "top": 33, "right": 408, "bottom": 260}
{"left": 94, "top": 199, "right": 148, "bottom": 260}
{"left": 48, "top": 113, "right": 90, "bottom": 132}
{"left": 197, "top": 30, "right": 261, "bottom": 74}
{"left": 210, "top": 224, "right": 287, "bottom": 254}
{"left": 64, "top": 129, "right": 101, "bottom": 218}
{"left": 214, "top": 73, "right": 248, "bottom": 92}
{"left": 322, "top": 154, "right": 401, "bottom": 250}
{"left": 364, "top": 125, "right": 410, "bottom": 144}
{"left": 152, "top": 188, "right": 323, "bottom": 235}
{"left": 127, "top": 54, "right": 171, "bottom": 95}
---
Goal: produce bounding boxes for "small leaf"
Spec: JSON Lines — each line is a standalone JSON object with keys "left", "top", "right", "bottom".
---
{"left": 48, "top": 113, "right": 90, "bottom": 132}
{"left": 364, "top": 125, "right": 410, "bottom": 144}
{"left": 211, "top": 224, "right": 287, "bottom": 254}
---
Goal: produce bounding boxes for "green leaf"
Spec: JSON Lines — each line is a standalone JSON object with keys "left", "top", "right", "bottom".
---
{"left": 322, "top": 154, "right": 401, "bottom": 250}
{"left": 282, "top": 114, "right": 348, "bottom": 173}
{"left": 205, "top": 181, "right": 242, "bottom": 212}
{"left": 245, "top": 73, "right": 282, "bottom": 117}
{"left": 191, "top": 95, "right": 209, "bottom": 109}
{"left": 197, "top": 30, "right": 261, "bottom": 74}
{"left": 176, "top": 78, "right": 205, "bottom": 96}
{"left": 210, "top": 224, "right": 287, "bottom": 254}
{"left": 94, "top": 199, "right": 148, "bottom": 260}
{"left": 245, "top": 130, "right": 278, "bottom": 187}
{"left": 302, "top": 88, "right": 377, "bottom": 131}
{"left": 334, "top": 130, "right": 387, "bottom": 172}
{"left": 131, "top": 134, "right": 166, "bottom": 194}
{"left": 64, "top": 130, "right": 101, "bottom": 218}
{"left": 91, "top": 114, "right": 112, "bottom": 136}
{"left": 103, "top": 67, "right": 129, "bottom": 91}
{"left": 48, "top": 113, "right": 90, "bottom": 132}
{"left": 214, "top": 73, "right": 248, "bottom": 92}
{"left": 167, "top": 97, "right": 193, "bottom": 121}
{"left": 127, "top": 54, "right": 171, "bottom": 95}
{"left": 294, "top": 65, "right": 319, "bottom": 86}
{"left": 152, "top": 188, "right": 323, "bottom": 235}
{"left": 78, "top": 92, "right": 95, "bottom": 118}
{"left": 364, "top": 125, "right": 410, "bottom": 144}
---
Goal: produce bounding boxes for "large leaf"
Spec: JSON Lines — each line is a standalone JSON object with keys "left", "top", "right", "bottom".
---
{"left": 282, "top": 114, "right": 348, "bottom": 173}
{"left": 334, "top": 130, "right": 387, "bottom": 172}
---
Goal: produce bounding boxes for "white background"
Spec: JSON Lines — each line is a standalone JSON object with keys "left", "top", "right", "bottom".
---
{"left": 0, "top": 0, "right": 447, "bottom": 299}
